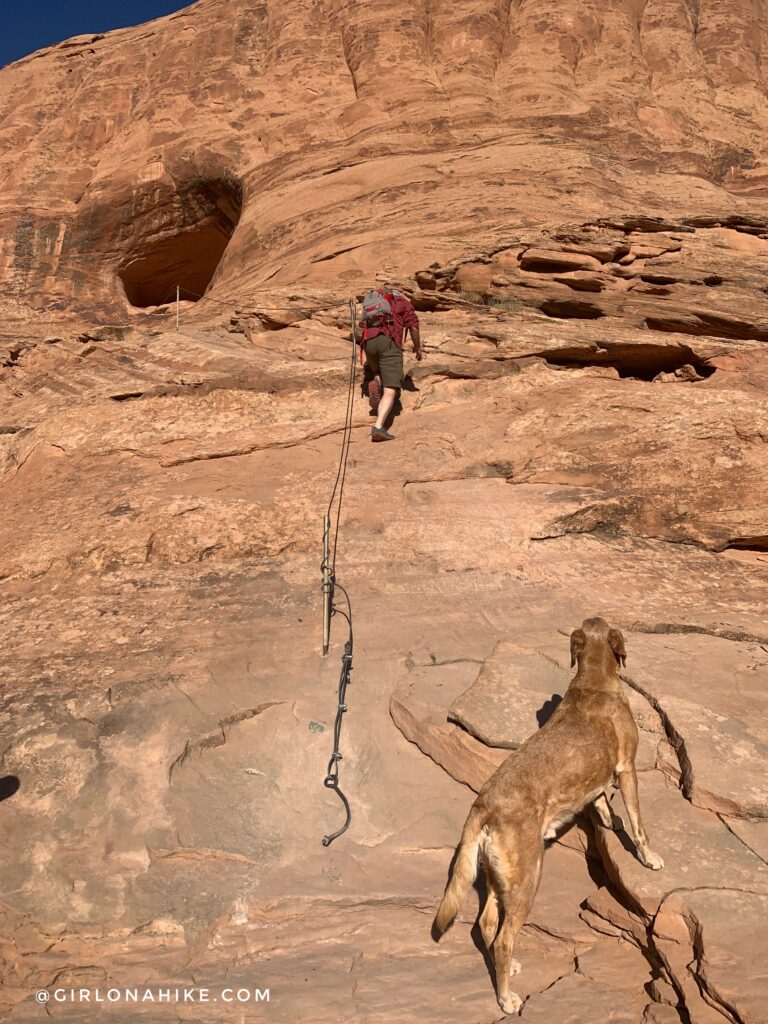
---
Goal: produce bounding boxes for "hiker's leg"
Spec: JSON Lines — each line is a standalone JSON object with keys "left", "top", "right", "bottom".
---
{"left": 387, "top": 389, "right": 403, "bottom": 428}
{"left": 376, "top": 339, "right": 404, "bottom": 429}
{"left": 364, "top": 342, "right": 380, "bottom": 379}
{"left": 375, "top": 388, "right": 397, "bottom": 429}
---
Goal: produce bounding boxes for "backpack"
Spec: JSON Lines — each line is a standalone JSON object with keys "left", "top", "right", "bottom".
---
{"left": 361, "top": 289, "right": 393, "bottom": 329}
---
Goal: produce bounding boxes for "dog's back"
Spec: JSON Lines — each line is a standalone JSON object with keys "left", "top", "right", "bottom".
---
{"left": 477, "top": 687, "right": 630, "bottom": 828}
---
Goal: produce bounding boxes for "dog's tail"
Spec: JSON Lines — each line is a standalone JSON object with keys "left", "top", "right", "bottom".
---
{"left": 433, "top": 807, "right": 485, "bottom": 937}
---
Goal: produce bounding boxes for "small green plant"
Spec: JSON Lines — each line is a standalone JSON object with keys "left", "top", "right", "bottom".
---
{"left": 457, "top": 290, "right": 521, "bottom": 313}
{"left": 487, "top": 296, "right": 521, "bottom": 313}
{"left": 101, "top": 325, "right": 127, "bottom": 340}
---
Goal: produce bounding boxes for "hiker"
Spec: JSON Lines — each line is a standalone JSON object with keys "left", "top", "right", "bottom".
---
{"left": 358, "top": 288, "right": 423, "bottom": 442}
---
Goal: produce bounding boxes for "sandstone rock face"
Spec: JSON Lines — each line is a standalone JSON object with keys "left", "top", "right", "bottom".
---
{"left": 1, "top": 1, "right": 768, "bottom": 1022}
{"left": 3, "top": 0, "right": 768, "bottom": 321}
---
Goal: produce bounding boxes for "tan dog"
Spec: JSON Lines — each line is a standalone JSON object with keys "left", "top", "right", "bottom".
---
{"left": 433, "top": 617, "right": 663, "bottom": 1015}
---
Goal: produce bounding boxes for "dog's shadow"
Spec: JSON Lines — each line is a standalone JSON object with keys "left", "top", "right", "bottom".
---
{"left": 588, "top": 807, "right": 640, "bottom": 859}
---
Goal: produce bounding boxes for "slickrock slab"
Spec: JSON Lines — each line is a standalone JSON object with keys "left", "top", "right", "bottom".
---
{"left": 552, "top": 270, "right": 612, "bottom": 292}
{"left": 580, "top": 887, "right": 649, "bottom": 948}
{"left": 519, "top": 249, "right": 605, "bottom": 273}
{"left": 390, "top": 691, "right": 507, "bottom": 791}
{"left": 596, "top": 772, "right": 768, "bottom": 918}
{"left": 448, "top": 636, "right": 664, "bottom": 770}
{"left": 720, "top": 816, "right": 768, "bottom": 864}
{"left": 399, "top": 479, "right": 608, "bottom": 579}
{"left": 389, "top": 657, "right": 508, "bottom": 790}
{"left": 522, "top": 969, "right": 649, "bottom": 1024}
{"left": 653, "top": 889, "right": 768, "bottom": 1024}
{"left": 622, "top": 632, "right": 768, "bottom": 818}
{"left": 447, "top": 640, "right": 570, "bottom": 748}
{"left": 495, "top": 367, "right": 768, "bottom": 553}
{"left": 644, "top": 1006, "right": 687, "bottom": 1024}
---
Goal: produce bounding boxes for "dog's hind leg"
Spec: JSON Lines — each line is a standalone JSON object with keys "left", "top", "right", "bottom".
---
{"left": 616, "top": 766, "right": 664, "bottom": 870}
{"left": 492, "top": 840, "right": 542, "bottom": 1016}
{"left": 478, "top": 884, "right": 499, "bottom": 951}
{"left": 592, "top": 791, "right": 624, "bottom": 832}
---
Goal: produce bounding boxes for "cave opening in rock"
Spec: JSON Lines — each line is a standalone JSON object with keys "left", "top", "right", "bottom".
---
{"left": 722, "top": 536, "right": 768, "bottom": 552}
{"left": 542, "top": 344, "right": 717, "bottom": 382}
{"left": 117, "top": 175, "right": 243, "bottom": 308}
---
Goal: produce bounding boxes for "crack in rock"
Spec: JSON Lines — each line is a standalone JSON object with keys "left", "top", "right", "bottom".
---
{"left": 621, "top": 672, "right": 694, "bottom": 801}
{"left": 168, "top": 701, "right": 285, "bottom": 782}
{"left": 623, "top": 621, "right": 768, "bottom": 646}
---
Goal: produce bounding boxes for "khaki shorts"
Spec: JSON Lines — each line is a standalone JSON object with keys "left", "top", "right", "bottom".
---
{"left": 364, "top": 334, "right": 404, "bottom": 389}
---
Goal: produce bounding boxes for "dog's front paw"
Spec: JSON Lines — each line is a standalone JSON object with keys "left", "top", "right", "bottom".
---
{"left": 498, "top": 991, "right": 523, "bottom": 1016}
{"left": 641, "top": 849, "right": 664, "bottom": 871}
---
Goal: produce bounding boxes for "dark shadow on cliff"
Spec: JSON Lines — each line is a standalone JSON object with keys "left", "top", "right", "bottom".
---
{"left": 0, "top": 775, "right": 20, "bottom": 801}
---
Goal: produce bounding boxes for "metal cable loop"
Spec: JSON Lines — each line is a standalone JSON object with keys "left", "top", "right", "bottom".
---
{"left": 320, "top": 301, "right": 358, "bottom": 846}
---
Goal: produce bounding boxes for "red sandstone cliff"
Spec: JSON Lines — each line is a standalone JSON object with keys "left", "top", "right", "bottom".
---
{"left": 0, "top": 2, "right": 767, "bottom": 1022}
{"left": 2, "top": 0, "right": 768, "bottom": 319}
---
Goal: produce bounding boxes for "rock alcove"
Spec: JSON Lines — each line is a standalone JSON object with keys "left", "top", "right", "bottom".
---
{"left": 117, "top": 175, "right": 243, "bottom": 308}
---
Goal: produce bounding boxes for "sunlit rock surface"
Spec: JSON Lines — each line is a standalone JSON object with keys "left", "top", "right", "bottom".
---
{"left": 1, "top": 1, "right": 767, "bottom": 1020}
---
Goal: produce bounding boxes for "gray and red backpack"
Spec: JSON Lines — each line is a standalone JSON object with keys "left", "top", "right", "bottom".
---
{"left": 361, "top": 289, "right": 394, "bottom": 330}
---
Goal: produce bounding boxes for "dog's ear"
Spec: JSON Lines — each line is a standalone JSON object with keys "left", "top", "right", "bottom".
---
{"left": 570, "top": 628, "right": 586, "bottom": 668}
{"left": 608, "top": 628, "right": 627, "bottom": 667}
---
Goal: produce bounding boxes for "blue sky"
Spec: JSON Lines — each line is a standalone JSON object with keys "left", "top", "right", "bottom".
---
{"left": 1, "top": 1, "right": 194, "bottom": 69}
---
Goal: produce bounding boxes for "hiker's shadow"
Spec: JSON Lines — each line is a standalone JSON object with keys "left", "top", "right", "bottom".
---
{"left": 383, "top": 375, "right": 420, "bottom": 428}
{"left": 383, "top": 396, "right": 403, "bottom": 430}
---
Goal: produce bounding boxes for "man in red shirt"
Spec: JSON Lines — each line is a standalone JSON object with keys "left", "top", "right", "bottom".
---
{"left": 358, "top": 289, "right": 423, "bottom": 442}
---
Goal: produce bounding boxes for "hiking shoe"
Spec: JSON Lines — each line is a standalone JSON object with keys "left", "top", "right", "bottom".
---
{"left": 368, "top": 374, "right": 382, "bottom": 413}
{"left": 371, "top": 427, "right": 395, "bottom": 442}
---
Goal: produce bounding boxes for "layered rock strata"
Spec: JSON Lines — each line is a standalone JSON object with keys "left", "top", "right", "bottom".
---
{"left": 1, "top": 1, "right": 767, "bottom": 1021}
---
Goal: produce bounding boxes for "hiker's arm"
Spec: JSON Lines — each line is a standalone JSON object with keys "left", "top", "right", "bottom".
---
{"left": 402, "top": 302, "right": 423, "bottom": 361}
{"left": 355, "top": 323, "right": 367, "bottom": 364}
{"left": 410, "top": 327, "right": 423, "bottom": 361}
